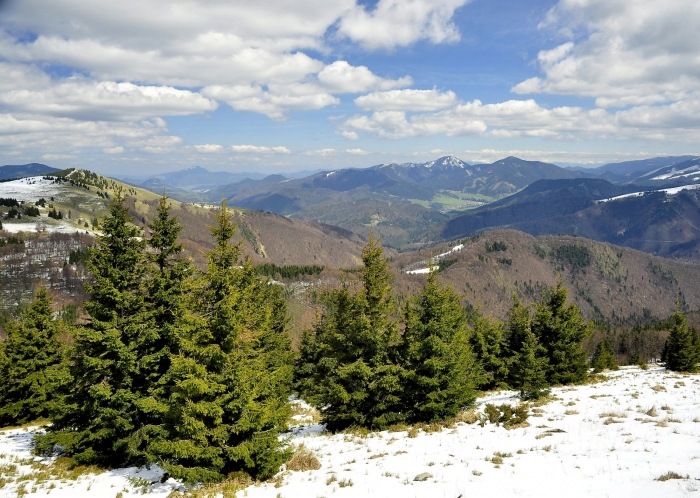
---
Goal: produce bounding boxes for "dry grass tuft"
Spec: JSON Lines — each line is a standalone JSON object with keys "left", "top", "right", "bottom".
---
{"left": 286, "top": 445, "right": 322, "bottom": 472}
{"left": 656, "top": 471, "right": 687, "bottom": 482}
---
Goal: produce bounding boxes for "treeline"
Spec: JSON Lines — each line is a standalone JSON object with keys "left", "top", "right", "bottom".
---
{"left": 255, "top": 263, "right": 324, "bottom": 279}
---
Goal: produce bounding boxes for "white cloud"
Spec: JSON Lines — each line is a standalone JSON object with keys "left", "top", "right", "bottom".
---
{"left": 103, "top": 146, "right": 124, "bottom": 154}
{"left": 345, "top": 148, "right": 370, "bottom": 155}
{"left": 339, "top": 130, "right": 359, "bottom": 140}
{"left": 317, "top": 61, "right": 412, "bottom": 93}
{"left": 512, "top": 0, "right": 700, "bottom": 108}
{"left": 337, "top": 0, "right": 470, "bottom": 50}
{"left": 354, "top": 88, "right": 457, "bottom": 111}
{"left": 304, "top": 149, "right": 338, "bottom": 156}
{"left": 188, "top": 144, "right": 224, "bottom": 153}
{"left": 342, "top": 97, "right": 700, "bottom": 142}
{"left": 0, "top": 113, "right": 184, "bottom": 155}
{"left": 0, "top": 64, "right": 217, "bottom": 121}
{"left": 230, "top": 145, "right": 291, "bottom": 154}
{"left": 41, "top": 153, "right": 76, "bottom": 160}
{"left": 203, "top": 83, "right": 338, "bottom": 120}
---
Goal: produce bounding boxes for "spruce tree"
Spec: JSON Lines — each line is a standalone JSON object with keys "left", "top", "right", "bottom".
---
{"left": 469, "top": 310, "right": 508, "bottom": 390}
{"left": 0, "top": 288, "right": 69, "bottom": 427}
{"left": 665, "top": 309, "right": 700, "bottom": 372}
{"left": 591, "top": 340, "right": 618, "bottom": 372}
{"left": 295, "top": 232, "right": 403, "bottom": 431}
{"left": 401, "top": 270, "right": 481, "bottom": 422}
{"left": 505, "top": 298, "right": 549, "bottom": 400}
{"left": 134, "top": 194, "right": 194, "bottom": 451}
{"left": 150, "top": 200, "right": 292, "bottom": 483}
{"left": 35, "top": 188, "right": 149, "bottom": 466}
{"left": 532, "top": 282, "right": 589, "bottom": 385}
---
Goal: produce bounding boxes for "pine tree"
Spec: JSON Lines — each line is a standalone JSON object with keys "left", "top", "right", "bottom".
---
{"left": 532, "top": 282, "right": 590, "bottom": 385}
{"left": 469, "top": 310, "right": 508, "bottom": 390}
{"left": 0, "top": 288, "right": 69, "bottom": 427}
{"left": 401, "top": 270, "right": 481, "bottom": 422}
{"left": 505, "top": 298, "right": 549, "bottom": 400}
{"left": 35, "top": 188, "right": 149, "bottom": 466}
{"left": 295, "top": 232, "right": 403, "bottom": 431}
{"left": 591, "top": 340, "right": 618, "bottom": 372}
{"left": 150, "top": 200, "right": 292, "bottom": 483}
{"left": 665, "top": 309, "right": 700, "bottom": 372}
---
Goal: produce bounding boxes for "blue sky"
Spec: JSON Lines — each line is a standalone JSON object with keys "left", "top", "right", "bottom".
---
{"left": 0, "top": 0, "right": 699, "bottom": 175}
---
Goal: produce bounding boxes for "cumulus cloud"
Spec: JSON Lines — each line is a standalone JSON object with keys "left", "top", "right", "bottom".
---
{"left": 345, "top": 148, "right": 370, "bottom": 155}
{"left": 203, "top": 83, "right": 338, "bottom": 120}
{"left": 0, "top": 113, "right": 184, "bottom": 155}
{"left": 512, "top": 0, "right": 700, "bottom": 108}
{"left": 0, "top": 64, "right": 217, "bottom": 121}
{"left": 354, "top": 88, "right": 457, "bottom": 111}
{"left": 337, "top": 0, "right": 470, "bottom": 50}
{"left": 230, "top": 145, "right": 291, "bottom": 154}
{"left": 317, "top": 61, "right": 412, "bottom": 93}
{"left": 341, "top": 97, "right": 700, "bottom": 142}
{"left": 188, "top": 144, "right": 224, "bottom": 153}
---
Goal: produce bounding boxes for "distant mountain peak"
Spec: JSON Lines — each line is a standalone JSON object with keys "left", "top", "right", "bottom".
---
{"left": 428, "top": 156, "right": 469, "bottom": 168}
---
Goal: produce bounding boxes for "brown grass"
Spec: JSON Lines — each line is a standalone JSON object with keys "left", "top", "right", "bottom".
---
{"left": 286, "top": 445, "right": 321, "bottom": 472}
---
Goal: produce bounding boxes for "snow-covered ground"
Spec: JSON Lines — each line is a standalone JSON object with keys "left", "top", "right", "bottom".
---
{"left": 596, "top": 184, "right": 700, "bottom": 203}
{"left": 0, "top": 220, "right": 84, "bottom": 234}
{"left": 406, "top": 243, "right": 464, "bottom": 274}
{"left": 0, "top": 367, "right": 698, "bottom": 497}
{"left": 0, "top": 177, "right": 66, "bottom": 203}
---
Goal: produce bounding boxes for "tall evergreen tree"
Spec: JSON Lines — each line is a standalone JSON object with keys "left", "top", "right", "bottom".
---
{"left": 150, "top": 200, "right": 292, "bottom": 483}
{"left": 0, "top": 288, "right": 69, "bottom": 426}
{"left": 401, "top": 270, "right": 481, "bottom": 422}
{"left": 505, "top": 298, "right": 549, "bottom": 400}
{"left": 134, "top": 194, "right": 194, "bottom": 450}
{"left": 532, "top": 282, "right": 589, "bottom": 385}
{"left": 295, "top": 232, "right": 403, "bottom": 431}
{"left": 665, "top": 309, "right": 700, "bottom": 372}
{"left": 35, "top": 188, "right": 149, "bottom": 466}
{"left": 469, "top": 310, "right": 508, "bottom": 390}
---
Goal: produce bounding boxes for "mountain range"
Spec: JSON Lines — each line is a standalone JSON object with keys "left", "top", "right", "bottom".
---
{"left": 0, "top": 163, "right": 60, "bottom": 181}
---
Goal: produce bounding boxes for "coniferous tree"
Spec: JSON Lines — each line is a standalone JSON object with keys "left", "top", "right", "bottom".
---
{"left": 295, "top": 233, "right": 403, "bottom": 431}
{"left": 134, "top": 194, "right": 194, "bottom": 450}
{"left": 665, "top": 309, "right": 700, "bottom": 372}
{"left": 35, "top": 188, "right": 149, "bottom": 466}
{"left": 591, "top": 340, "right": 618, "bottom": 372}
{"left": 505, "top": 298, "right": 549, "bottom": 400}
{"left": 150, "top": 200, "right": 292, "bottom": 483}
{"left": 401, "top": 270, "right": 481, "bottom": 422}
{"left": 469, "top": 311, "right": 508, "bottom": 390}
{"left": 0, "top": 288, "right": 69, "bottom": 426}
{"left": 532, "top": 282, "right": 589, "bottom": 385}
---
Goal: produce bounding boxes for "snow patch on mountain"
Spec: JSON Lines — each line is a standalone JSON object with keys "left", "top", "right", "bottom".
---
{"left": 596, "top": 183, "right": 700, "bottom": 203}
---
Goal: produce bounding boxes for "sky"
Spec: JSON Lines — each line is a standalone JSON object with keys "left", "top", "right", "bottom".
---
{"left": 1, "top": 0, "right": 699, "bottom": 176}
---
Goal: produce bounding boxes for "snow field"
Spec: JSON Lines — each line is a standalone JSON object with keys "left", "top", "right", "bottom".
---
{"left": 0, "top": 368, "right": 698, "bottom": 498}
{"left": 247, "top": 367, "right": 700, "bottom": 498}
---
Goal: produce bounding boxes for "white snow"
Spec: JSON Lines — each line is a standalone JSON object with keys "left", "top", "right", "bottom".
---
{"left": 406, "top": 267, "right": 431, "bottom": 274}
{"left": 0, "top": 177, "right": 66, "bottom": 203}
{"left": 405, "top": 243, "right": 464, "bottom": 274}
{"left": 2, "top": 368, "right": 698, "bottom": 498}
{"left": 596, "top": 183, "right": 700, "bottom": 203}
{"left": 1, "top": 221, "right": 83, "bottom": 234}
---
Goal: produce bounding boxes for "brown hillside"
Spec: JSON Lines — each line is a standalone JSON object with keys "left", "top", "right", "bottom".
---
{"left": 128, "top": 199, "right": 367, "bottom": 269}
{"left": 391, "top": 230, "right": 700, "bottom": 323}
